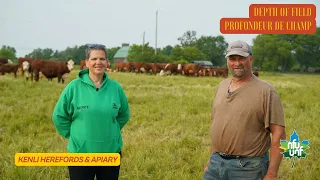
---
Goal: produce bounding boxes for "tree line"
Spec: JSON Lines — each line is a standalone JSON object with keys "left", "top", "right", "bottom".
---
{"left": 1, "top": 27, "right": 319, "bottom": 72}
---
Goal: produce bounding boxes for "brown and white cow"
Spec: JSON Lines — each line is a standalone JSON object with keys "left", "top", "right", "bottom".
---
{"left": 114, "top": 62, "right": 132, "bottom": 72}
{"left": 253, "top": 71, "right": 259, "bottom": 77}
{"left": 0, "top": 64, "right": 20, "bottom": 78}
{"left": 0, "top": 58, "right": 8, "bottom": 64}
{"left": 80, "top": 60, "right": 87, "bottom": 70}
{"left": 182, "top": 64, "right": 201, "bottom": 76}
{"left": 31, "top": 60, "right": 75, "bottom": 83}
{"left": 162, "top": 63, "right": 183, "bottom": 75}
{"left": 18, "top": 57, "right": 34, "bottom": 77}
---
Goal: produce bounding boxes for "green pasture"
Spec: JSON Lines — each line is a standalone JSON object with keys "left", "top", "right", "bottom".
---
{"left": 0, "top": 66, "right": 319, "bottom": 180}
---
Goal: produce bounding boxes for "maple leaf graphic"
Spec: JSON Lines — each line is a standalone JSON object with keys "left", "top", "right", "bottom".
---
{"left": 280, "top": 129, "right": 310, "bottom": 168}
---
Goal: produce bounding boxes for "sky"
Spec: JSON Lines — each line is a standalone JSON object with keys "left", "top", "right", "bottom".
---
{"left": 1, "top": 0, "right": 319, "bottom": 57}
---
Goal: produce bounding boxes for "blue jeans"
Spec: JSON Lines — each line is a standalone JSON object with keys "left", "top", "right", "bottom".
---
{"left": 203, "top": 152, "right": 269, "bottom": 180}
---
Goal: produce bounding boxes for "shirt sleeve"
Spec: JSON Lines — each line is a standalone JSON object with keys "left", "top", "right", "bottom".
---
{"left": 263, "top": 88, "right": 285, "bottom": 132}
{"left": 116, "top": 84, "right": 130, "bottom": 130}
{"left": 52, "top": 86, "right": 73, "bottom": 139}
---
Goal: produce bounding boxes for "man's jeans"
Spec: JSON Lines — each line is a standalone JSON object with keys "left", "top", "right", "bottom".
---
{"left": 203, "top": 152, "right": 269, "bottom": 180}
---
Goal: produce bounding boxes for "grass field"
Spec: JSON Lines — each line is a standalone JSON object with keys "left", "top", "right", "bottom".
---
{"left": 0, "top": 66, "right": 319, "bottom": 180}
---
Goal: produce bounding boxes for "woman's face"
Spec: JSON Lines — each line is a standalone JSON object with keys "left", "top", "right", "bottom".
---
{"left": 86, "top": 50, "right": 107, "bottom": 76}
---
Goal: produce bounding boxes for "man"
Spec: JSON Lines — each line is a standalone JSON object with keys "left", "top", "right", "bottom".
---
{"left": 203, "top": 40, "right": 286, "bottom": 180}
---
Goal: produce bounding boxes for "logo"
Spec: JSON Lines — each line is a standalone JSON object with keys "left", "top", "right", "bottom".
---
{"left": 231, "top": 45, "right": 243, "bottom": 49}
{"left": 280, "top": 129, "right": 310, "bottom": 168}
{"left": 77, "top": 105, "right": 88, "bottom": 110}
{"left": 112, "top": 103, "right": 118, "bottom": 109}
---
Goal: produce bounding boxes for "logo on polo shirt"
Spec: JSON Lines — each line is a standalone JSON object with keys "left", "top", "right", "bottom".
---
{"left": 280, "top": 129, "right": 310, "bottom": 168}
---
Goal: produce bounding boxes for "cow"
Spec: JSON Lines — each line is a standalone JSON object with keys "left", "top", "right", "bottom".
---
{"left": 80, "top": 60, "right": 87, "bottom": 70}
{"left": 22, "top": 61, "right": 32, "bottom": 80}
{"left": 129, "top": 62, "right": 152, "bottom": 73}
{"left": 31, "top": 59, "right": 75, "bottom": 83}
{"left": 105, "top": 60, "right": 111, "bottom": 72}
{"left": 149, "top": 63, "right": 162, "bottom": 75}
{"left": 0, "top": 64, "right": 20, "bottom": 78}
{"left": 163, "top": 63, "right": 183, "bottom": 75}
{"left": 217, "top": 68, "right": 228, "bottom": 78}
{"left": 199, "top": 67, "right": 212, "bottom": 77}
{"left": 253, "top": 71, "right": 259, "bottom": 77}
{"left": 207, "top": 67, "right": 219, "bottom": 77}
{"left": 114, "top": 62, "right": 132, "bottom": 72}
{"left": 182, "top": 64, "right": 201, "bottom": 76}
{"left": 0, "top": 58, "right": 8, "bottom": 64}
{"left": 18, "top": 57, "right": 34, "bottom": 76}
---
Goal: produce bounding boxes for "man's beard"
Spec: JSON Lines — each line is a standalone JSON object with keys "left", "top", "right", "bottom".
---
{"left": 231, "top": 67, "right": 246, "bottom": 77}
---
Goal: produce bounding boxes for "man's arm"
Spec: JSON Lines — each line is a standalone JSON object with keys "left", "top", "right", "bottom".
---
{"left": 264, "top": 124, "right": 286, "bottom": 179}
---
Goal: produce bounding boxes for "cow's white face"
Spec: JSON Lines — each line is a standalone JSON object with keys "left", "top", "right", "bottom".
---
{"left": 67, "top": 60, "right": 75, "bottom": 71}
{"left": 62, "top": 73, "right": 69, "bottom": 80}
{"left": 22, "top": 61, "right": 30, "bottom": 71}
{"left": 160, "top": 70, "right": 165, "bottom": 76}
{"left": 8, "top": 59, "right": 13, "bottom": 64}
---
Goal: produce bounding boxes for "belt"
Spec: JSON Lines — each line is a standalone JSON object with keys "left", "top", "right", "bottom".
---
{"left": 218, "top": 152, "right": 246, "bottom": 160}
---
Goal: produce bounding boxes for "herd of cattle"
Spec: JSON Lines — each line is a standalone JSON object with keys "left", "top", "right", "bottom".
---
{"left": 0, "top": 58, "right": 259, "bottom": 83}
{"left": 80, "top": 60, "right": 232, "bottom": 78}
{"left": 0, "top": 58, "right": 74, "bottom": 83}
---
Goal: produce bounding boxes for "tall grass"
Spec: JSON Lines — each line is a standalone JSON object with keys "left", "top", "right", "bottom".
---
{"left": 0, "top": 67, "right": 319, "bottom": 180}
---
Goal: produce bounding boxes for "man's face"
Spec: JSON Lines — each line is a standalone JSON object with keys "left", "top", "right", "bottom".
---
{"left": 86, "top": 50, "right": 107, "bottom": 76}
{"left": 227, "top": 55, "right": 253, "bottom": 78}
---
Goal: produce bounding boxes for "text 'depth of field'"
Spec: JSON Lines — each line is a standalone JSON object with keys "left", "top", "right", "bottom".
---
{"left": 249, "top": 4, "right": 316, "bottom": 20}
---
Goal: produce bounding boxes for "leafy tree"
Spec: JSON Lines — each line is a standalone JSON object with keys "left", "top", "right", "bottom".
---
{"left": 182, "top": 46, "right": 206, "bottom": 62}
{"left": 178, "top": 30, "right": 197, "bottom": 47}
{"left": 160, "top": 45, "right": 173, "bottom": 56}
{"left": 152, "top": 54, "right": 171, "bottom": 63}
{"left": 293, "top": 27, "right": 320, "bottom": 70}
{"left": 252, "top": 35, "right": 295, "bottom": 72}
{"left": 107, "top": 47, "right": 120, "bottom": 63}
{"left": 127, "top": 43, "right": 155, "bottom": 62}
{"left": 170, "top": 45, "right": 184, "bottom": 62}
{"left": 195, "top": 35, "right": 228, "bottom": 66}
{"left": 0, "top": 45, "right": 17, "bottom": 60}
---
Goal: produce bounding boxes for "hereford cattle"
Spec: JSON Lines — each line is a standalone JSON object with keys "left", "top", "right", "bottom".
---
{"left": 0, "top": 64, "right": 19, "bottom": 78}
{"left": 130, "top": 62, "right": 153, "bottom": 73}
{"left": 22, "top": 61, "right": 32, "bottom": 80}
{"left": 18, "top": 58, "right": 34, "bottom": 76}
{"left": 149, "top": 63, "right": 162, "bottom": 74}
{"left": 114, "top": 62, "right": 132, "bottom": 72}
{"left": 208, "top": 67, "right": 219, "bottom": 77}
{"left": 80, "top": 60, "right": 87, "bottom": 70}
{"left": 105, "top": 60, "right": 111, "bottom": 72}
{"left": 0, "top": 58, "right": 8, "bottom": 64}
{"left": 199, "top": 67, "right": 212, "bottom": 77}
{"left": 253, "top": 71, "right": 259, "bottom": 77}
{"left": 217, "top": 68, "right": 228, "bottom": 78}
{"left": 31, "top": 60, "right": 75, "bottom": 83}
{"left": 182, "top": 64, "right": 201, "bottom": 76}
{"left": 163, "top": 63, "right": 183, "bottom": 75}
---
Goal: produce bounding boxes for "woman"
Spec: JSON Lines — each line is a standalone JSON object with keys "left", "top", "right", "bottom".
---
{"left": 52, "top": 44, "right": 130, "bottom": 180}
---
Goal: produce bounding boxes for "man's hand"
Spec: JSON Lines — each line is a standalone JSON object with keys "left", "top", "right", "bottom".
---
{"left": 264, "top": 174, "right": 277, "bottom": 180}
{"left": 265, "top": 124, "right": 286, "bottom": 180}
{"left": 204, "top": 159, "right": 210, "bottom": 173}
